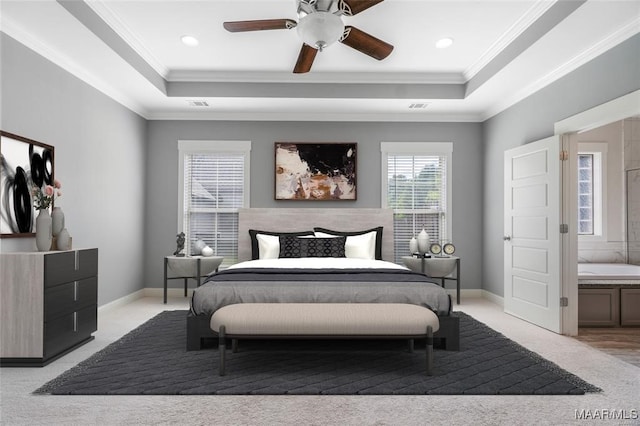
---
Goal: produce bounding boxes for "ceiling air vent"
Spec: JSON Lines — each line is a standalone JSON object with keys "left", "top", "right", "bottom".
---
{"left": 408, "top": 103, "right": 429, "bottom": 109}
{"left": 187, "top": 100, "right": 210, "bottom": 107}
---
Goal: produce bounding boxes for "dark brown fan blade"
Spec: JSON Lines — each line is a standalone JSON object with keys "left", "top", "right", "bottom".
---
{"left": 340, "top": 0, "right": 385, "bottom": 16}
{"left": 340, "top": 26, "right": 393, "bottom": 60}
{"left": 293, "top": 44, "right": 318, "bottom": 74}
{"left": 223, "top": 19, "right": 296, "bottom": 32}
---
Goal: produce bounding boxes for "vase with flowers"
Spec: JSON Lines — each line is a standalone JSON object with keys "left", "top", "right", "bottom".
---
{"left": 32, "top": 179, "right": 62, "bottom": 251}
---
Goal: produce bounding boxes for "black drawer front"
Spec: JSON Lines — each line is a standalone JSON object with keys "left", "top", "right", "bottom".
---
{"left": 44, "top": 305, "right": 97, "bottom": 359}
{"left": 45, "top": 277, "right": 98, "bottom": 321}
{"left": 44, "top": 249, "right": 98, "bottom": 288}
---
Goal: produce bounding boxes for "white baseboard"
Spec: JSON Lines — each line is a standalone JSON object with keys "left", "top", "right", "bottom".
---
{"left": 98, "top": 289, "right": 145, "bottom": 314}
{"left": 482, "top": 289, "right": 504, "bottom": 307}
{"left": 445, "top": 289, "right": 483, "bottom": 299}
{"left": 143, "top": 287, "right": 195, "bottom": 298}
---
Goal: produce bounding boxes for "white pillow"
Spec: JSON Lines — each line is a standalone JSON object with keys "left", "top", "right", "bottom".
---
{"left": 256, "top": 234, "right": 281, "bottom": 259}
{"left": 314, "top": 231, "right": 376, "bottom": 259}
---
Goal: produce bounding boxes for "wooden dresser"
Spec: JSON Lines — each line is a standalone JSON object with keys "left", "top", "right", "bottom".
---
{"left": 1, "top": 248, "right": 98, "bottom": 366}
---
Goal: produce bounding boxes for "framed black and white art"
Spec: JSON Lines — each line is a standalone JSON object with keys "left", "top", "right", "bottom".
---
{"left": 274, "top": 142, "right": 357, "bottom": 201}
{"left": 0, "top": 131, "right": 55, "bottom": 237}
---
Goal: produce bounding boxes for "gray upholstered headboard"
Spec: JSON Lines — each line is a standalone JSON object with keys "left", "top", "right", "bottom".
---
{"left": 238, "top": 208, "right": 394, "bottom": 262}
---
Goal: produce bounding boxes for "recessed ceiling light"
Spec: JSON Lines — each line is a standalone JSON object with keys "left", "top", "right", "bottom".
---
{"left": 181, "top": 35, "right": 199, "bottom": 46}
{"left": 435, "top": 38, "right": 454, "bottom": 49}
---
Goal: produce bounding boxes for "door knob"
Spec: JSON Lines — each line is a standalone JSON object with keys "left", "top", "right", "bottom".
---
{"left": 503, "top": 235, "right": 511, "bottom": 241}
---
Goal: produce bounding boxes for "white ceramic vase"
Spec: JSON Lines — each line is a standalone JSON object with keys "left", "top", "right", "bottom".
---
{"left": 193, "top": 239, "right": 206, "bottom": 255}
{"left": 417, "top": 228, "right": 430, "bottom": 254}
{"left": 57, "top": 228, "right": 72, "bottom": 251}
{"left": 35, "top": 209, "right": 52, "bottom": 251}
{"left": 51, "top": 206, "right": 65, "bottom": 237}
{"left": 201, "top": 246, "right": 214, "bottom": 257}
{"left": 409, "top": 237, "right": 418, "bottom": 253}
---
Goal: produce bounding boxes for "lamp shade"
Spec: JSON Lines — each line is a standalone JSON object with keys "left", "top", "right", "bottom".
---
{"left": 296, "top": 12, "right": 344, "bottom": 51}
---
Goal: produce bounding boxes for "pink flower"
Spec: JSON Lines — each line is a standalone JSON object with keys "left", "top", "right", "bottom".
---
{"left": 53, "top": 179, "right": 62, "bottom": 189}
{"left": 44, "top": 185, "right": 54, "bottom": 196}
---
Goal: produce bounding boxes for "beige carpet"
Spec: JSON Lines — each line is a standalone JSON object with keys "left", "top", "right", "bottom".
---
{"left": 2, "top": 297, "right": 639, "bottom": 425}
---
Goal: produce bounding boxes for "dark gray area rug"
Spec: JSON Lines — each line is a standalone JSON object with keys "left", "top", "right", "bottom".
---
{"left": 36, "top": 310, "right": 600, "bottom": 395}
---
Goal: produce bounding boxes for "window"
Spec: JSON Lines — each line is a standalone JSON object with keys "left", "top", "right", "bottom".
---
{"left": 381, "top": 142, "right": 453, "bottom": 264}
{"left": 178, "top": 140, "right": 251, "bottom": 267}
{"left": 578, "top": 154, "right": 594, "bottom": 234}
{"left": 577, "top": 143, "right": 605, "bottom": 238}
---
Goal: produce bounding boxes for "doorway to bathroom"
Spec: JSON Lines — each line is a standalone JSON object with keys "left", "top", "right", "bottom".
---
{"left": 557, "top": 92, "right": 640, "bottom": 364}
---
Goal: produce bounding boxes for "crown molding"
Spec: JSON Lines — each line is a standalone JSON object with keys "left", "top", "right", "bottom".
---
{"left": 145, "top": 110, "right": 483, "bottom": 123}
{"left": 166, "top": 70, "right": 467, "bottom": 85}
{"left": 463, "top": 0, "right": 556, "bottom": 80}
{"left": 86, "top": 0, "right": 170, "bottom": 79}
{"left": 0, "top": 18, "right": 149, "bottom": 119}
{"left": 482, "top": 18, "right": 640, "bottom": 121}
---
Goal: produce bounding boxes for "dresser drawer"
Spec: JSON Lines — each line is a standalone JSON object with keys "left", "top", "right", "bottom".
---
{"left": 44, "top": 305, "right": 97, "bottom": 359}
{"left": 44, "top": 249, "right": 98, "bottom": 288}
{"left": 44, "top": 277, "right": 98, "bottom": 321}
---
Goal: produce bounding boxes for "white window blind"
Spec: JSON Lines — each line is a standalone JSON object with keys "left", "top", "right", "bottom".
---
{"left": 381, "top": 142, "right": 452, "bottom": 264}
{"left": 179, "top": 141, "right": 250, "bottom": 268}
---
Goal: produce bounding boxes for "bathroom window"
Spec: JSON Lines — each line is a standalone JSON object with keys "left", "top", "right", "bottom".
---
{"left": 381, "top": 142, "right": 452, "bottom": 264}
{"left": 577, "top": 145, "right": 605, "bottom": 238}
{"left": 178, "top": 140, "right": 251, "bottom": 267}
{"left": 578, "top": 154, "right": 594, "bottom": 234}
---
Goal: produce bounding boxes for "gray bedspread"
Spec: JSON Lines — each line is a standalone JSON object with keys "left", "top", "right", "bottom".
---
{"left": 191, "top": 267, "right": 451, "bottom": 316}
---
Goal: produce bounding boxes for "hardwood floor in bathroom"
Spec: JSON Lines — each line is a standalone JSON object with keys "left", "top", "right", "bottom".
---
{"left": 575, "top": 328, "right": 640, "bottom": 368}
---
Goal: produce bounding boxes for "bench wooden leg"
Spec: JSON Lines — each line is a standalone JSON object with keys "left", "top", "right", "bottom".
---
{"left": 426, "top": 325, "right": 434, "bottom": 375}
{"left": 219, "top": 325, "right": 226, "bottom": 376}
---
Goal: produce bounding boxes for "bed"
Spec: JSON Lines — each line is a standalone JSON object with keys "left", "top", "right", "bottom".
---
{"left": 187, "top": 208, "right": 460, "bottom": 351}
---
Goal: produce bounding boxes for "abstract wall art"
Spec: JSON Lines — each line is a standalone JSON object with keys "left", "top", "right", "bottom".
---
{"left": 0, "top": 131, "right": 55, "bottom": 237}
{"left": 275, "top": 142, "right": 357, "bottom": 200}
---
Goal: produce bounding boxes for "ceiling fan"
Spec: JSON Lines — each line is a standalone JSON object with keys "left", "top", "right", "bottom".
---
{"left": 223, "top": 0, "right": 393, "bottom": 73}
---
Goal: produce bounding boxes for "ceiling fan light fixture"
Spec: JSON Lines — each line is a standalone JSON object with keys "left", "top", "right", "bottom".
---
{"left": 297, "top": 11, "right": 344, "bottom": 51}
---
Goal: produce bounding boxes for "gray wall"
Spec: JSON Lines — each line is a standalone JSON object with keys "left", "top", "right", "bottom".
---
{"left": 6, "top": 27, "right": 637, "bottom": 304}
{"left": 0, "top": 33, "right": 148, "bottom": 306}
{"left": 146, "top": 121, "right": 483, "bottom": 291}
{"left": 482, "top": 34, "right": 640, "bottom": 297}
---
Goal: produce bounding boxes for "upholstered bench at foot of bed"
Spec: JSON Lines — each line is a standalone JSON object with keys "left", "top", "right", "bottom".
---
{"left": 210, "top": 303, "right": 440, "bottom": 376}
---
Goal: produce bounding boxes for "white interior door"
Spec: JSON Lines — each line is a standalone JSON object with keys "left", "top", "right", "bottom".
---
{"left": 504, "top": 136, "right": 562, "bottom": 333}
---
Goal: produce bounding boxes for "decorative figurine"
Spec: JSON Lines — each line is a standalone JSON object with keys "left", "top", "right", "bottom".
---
{"left": 174, "top": 232, "right": 186, "bottom": 257}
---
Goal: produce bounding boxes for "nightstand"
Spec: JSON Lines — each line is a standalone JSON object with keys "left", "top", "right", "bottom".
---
{"left": 402, "top": 255, "right": 460, "bottom": 304}
{"left": 164, "top": 256, "right": 223, "bottom": 304}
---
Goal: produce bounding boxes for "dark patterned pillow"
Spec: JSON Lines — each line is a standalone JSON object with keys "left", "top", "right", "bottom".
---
{"left": 279, "top": 236, "right": 347, "bottom": 258}
{"left": 248, "top": 229, "right": 315, "bottom": 260}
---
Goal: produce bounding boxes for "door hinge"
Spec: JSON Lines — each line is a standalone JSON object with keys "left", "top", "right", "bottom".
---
{"left": 560, "top": 297, "right": 568, "bottom": 307}
{"left": 560, "top": 150, "right": 569, "bottom": 161}
{"left": 560, "top": 224, "right": 569, "bottom": 234}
